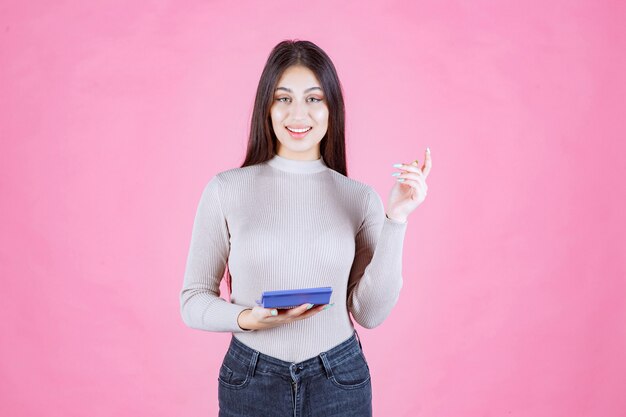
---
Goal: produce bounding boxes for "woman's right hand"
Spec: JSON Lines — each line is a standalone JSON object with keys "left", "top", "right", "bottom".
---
{"left": 237, "top": 303, "right": 333, "bottom": 331}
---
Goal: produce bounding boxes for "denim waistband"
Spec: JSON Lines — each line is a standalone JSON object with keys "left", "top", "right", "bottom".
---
{"left": 224, "top": 329, "right": 364, "bottom": 381}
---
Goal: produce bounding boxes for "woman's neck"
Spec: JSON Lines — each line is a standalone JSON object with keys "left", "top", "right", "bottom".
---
{"left": 266, "top": 153, "right": 328, "bottom": 173}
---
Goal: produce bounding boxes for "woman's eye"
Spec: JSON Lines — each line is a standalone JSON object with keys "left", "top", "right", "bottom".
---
{"left": 274, "top": 97, "right": 323, "bottom": 103}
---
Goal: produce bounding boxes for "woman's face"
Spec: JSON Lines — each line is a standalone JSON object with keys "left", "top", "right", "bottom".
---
{"left": 270, "top": 65, "right": 329, "bottom": 160}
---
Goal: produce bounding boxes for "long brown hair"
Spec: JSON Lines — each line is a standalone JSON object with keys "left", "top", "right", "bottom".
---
{"left": 227, "top": 40, "right": 349, "bottom": 299}
{"left": 240, "top": 39, "right": 347, "bottom": 175}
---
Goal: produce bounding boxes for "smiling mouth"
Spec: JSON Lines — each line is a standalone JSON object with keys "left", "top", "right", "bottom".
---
{"left": 285, "top": 126, "right": 313, "bottom": 139}
{"left": 286, "top": 126, "right": 312, "bottom": 133}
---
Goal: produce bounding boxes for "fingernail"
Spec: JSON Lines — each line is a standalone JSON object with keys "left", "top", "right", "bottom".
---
{"left": 271, "top": 309, "right": 278, "bottom": 316}
{"left": 392, "top": 163, "right": 403, "bottom": 168}
{"left": 397, "top": 178, "right": 405, "bottom": 182}
{"left": 391, "top": 172, "right": 401, "bottom": 177}
{"left": 323, "top": 303, "right": 335, "bottom": 310}
{"left": 306, "top": 303, "right": 314, "bottom": 310}
{"left": 426, "top": 147, "right": 430, "bottom": 153}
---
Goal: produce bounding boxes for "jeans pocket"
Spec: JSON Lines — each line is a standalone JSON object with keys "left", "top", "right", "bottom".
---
{"left": 329, "top": 351, "right": 371, "bottom": 390}
{"left": 217, "top": 352, "right": 252, "bottom": 390}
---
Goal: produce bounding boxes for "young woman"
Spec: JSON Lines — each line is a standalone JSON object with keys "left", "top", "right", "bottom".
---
{"left": 180, "top": 39, "right": 431, "bottom": 417}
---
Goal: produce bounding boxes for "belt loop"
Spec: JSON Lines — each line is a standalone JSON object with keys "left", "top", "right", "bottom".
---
{"left": 249, "top": 350, "right": 260, "bottom": 378}
{"left": 319, "top": 352, "right": 333, "bottom": 379}
{"left": 354, "top": 329, "right": 363, "bottom": 351}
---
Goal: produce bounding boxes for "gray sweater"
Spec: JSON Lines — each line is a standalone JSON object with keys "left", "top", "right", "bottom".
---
{"left": 180, "top": 153, "right": 408, "bottom": 363}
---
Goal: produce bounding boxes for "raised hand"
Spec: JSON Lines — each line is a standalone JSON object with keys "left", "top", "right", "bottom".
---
{"left": 386, "top": 147, "right": 432, "bottom": 222}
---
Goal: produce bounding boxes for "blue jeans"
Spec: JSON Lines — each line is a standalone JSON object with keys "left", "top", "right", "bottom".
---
{"left": 217, "top": 329, "right": 372, "bottom": 417}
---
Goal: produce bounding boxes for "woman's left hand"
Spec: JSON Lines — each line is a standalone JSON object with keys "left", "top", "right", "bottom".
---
{"left": 386, "top": 148, "right": 432, "bottom": 222}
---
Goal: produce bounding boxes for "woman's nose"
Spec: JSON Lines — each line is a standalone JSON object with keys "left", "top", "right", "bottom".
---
{"left": 292, "top": 100, "right": 307, "bottom": 118}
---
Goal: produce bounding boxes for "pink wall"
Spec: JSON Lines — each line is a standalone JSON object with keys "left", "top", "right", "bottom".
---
{"left": 1, "top": 1, "right": 625, "bottom": 416}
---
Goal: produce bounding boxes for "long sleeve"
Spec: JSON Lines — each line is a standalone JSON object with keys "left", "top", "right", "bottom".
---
{"left": 346, "top": 187, "right": 408, "bottom": 329}
{"left": 179, "top": 175, "right": 255, "bottom": 333}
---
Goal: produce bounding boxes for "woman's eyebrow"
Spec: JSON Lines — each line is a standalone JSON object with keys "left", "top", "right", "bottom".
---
{"left": 275, "top": 86, "right": 323, "bottom": 93}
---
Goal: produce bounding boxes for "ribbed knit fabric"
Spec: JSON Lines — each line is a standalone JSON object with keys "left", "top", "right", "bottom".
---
{"left": 180, "top": 154, "right": 408, "bottom": 363}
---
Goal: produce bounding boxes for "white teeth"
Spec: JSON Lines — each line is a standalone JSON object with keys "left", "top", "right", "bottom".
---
{"left": 287, "top": 127, "right": 311, "bottom": 133}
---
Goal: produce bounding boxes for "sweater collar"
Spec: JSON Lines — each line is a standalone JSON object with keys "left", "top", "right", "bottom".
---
{"left": 266, "top": 154, "right": 328, "bottom": 174}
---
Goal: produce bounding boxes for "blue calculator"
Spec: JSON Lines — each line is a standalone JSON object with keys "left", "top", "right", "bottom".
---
{"left": 255, "top": 286, "right": 333, "bottom": 309}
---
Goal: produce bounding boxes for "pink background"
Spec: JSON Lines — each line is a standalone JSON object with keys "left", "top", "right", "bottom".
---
{"left": 1, "top": 1, "right": 625, "bottom": 416}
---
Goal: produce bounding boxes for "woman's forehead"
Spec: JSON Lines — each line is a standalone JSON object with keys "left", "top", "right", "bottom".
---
{"left": 276, "top": 66, "right": 322, "bottom": 91}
